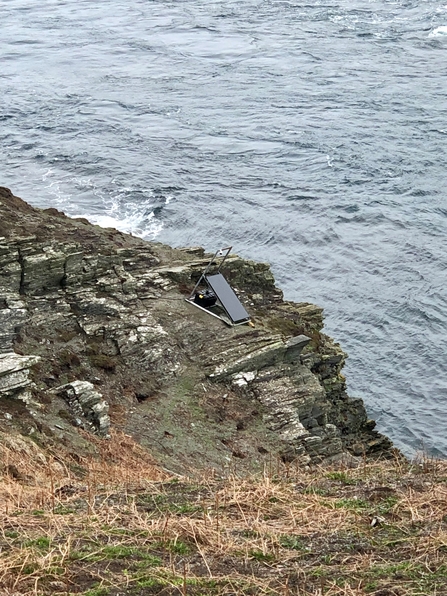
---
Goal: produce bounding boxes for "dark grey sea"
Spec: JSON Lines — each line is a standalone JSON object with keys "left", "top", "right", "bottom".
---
{"left": 2, "top": 0, "right": 447, "bottom": 457}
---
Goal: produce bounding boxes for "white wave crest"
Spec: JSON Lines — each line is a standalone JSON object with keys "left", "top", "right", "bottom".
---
{"left": 429, "top": 25, "right": 447, "bottom": 37}
{"left": 84, "top": 210, "right": 164, "bottom": 240}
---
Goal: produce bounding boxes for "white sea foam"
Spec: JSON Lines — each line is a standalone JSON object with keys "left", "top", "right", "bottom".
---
{"left": 80, "top": 210, "right": 164, "bottom": 240}
{"left": 429, "top": 25, "right": 447, "bottom": 37}
{"left": 41, "top": 170, "right": 164, "bottom": 239}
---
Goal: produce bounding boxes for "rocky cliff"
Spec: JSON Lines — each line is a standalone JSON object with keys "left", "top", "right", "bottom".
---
{"left": 0, "top": 187, "right": 393, "bottom": 474}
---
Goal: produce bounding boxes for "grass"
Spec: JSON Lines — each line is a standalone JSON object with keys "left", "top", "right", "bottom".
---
{"left": 1, "top": 433, "right": 447, "bottom": 595}
{"left": 279, "top": 535, "right": 307, "bottom": 551}
{"left": 325, "top": 471, "right": 357, "bottom": 485}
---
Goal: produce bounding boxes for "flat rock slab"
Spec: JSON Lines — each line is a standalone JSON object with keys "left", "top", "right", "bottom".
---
{"left": 0, "top": 353, "right": 40, "bottom": 393}
{"left": 0, "top": 353, "right": 40, "bottom": 376}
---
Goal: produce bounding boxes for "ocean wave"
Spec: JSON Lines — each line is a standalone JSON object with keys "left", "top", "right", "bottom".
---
{"left": 428, "top": 25, "right": 447, "bottom": 37}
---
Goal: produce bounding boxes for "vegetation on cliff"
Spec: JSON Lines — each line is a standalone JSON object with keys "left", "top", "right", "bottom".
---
{"left": 1, "top": 432, "right": 447, "bottom": 596}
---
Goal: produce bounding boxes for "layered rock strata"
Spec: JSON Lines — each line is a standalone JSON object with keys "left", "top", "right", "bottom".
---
{"left": 0, "top": 353, "right": 40, "bottom": 403}
{"left": 0, "top": 187, "right": 393, "bottom": 471}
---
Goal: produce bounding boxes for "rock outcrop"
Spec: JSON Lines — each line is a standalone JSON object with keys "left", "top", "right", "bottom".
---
{"left": 53, "top": 380, "right": 110, "bottom": 437}
{"left": 0, "top": 353, "right": 40, "bottom": 403}
{"left": 0, "top": 186, "right": 393, "bottom": 472}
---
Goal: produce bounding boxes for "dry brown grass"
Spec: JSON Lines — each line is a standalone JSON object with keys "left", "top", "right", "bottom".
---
{"left": 1, "top": 440, "right": 447, "bottom": 596}
{"left": 0, "top": 430, "right": 166, "bottom": 516}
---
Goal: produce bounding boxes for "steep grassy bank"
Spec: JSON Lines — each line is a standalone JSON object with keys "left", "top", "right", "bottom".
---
{"left": 1, "top": 433, "right": 446, "bottom": 596}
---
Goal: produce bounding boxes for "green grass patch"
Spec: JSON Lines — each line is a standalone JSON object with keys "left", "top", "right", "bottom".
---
{"left": 332, "top": 498, "right": 369, "bottom": 511}
{"left": 325, "top": 471, "right": 357, "bottom": 485}
{"left": 376, "top": 495, "right": 399, "bottom": 514}
{"left": 24, "top": 536, "right": 51, "bottom": 550}
{"left": 364, "top": 581, "right": 378, "bottom": 593}
{"left": 369, "top": 561, "right": 413, "bottom": 578}
{"left": 164, "top": 539, "right": 191, "bottom": 555}
{"left": 364, "top": 561, "right": 447, "bottom": 592}
{"left": 46, "top": 565, "right": 65, "bottom": 576}
{"left": 248, "top": 549, "right": 275, "bottom": 563}
{"left": 310, "top": 566, "right": 329, "bottom": 578}
{"left": 279, "top": 535, "right": 307, "bottom": 551}
{"left": 134, "top": 576, "right": 159, "bottom": 589}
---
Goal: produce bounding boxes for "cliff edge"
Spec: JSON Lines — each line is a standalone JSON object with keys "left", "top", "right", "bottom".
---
{"left": 0, "top": 187, "right": 393, "bottom": 474}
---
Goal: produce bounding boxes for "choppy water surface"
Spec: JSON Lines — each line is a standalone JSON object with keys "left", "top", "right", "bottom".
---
{"left": 2, "top": 0, "right": 447, "bottom": 456}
